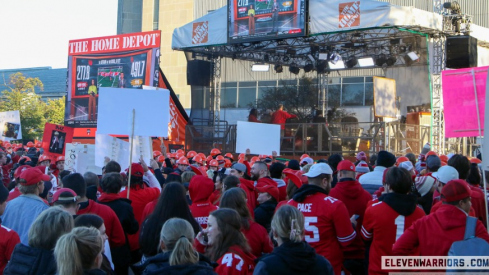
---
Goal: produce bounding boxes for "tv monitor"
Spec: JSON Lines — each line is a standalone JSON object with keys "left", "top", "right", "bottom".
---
{"left": 228, "top": 0, "right": 307, "bottom": 43}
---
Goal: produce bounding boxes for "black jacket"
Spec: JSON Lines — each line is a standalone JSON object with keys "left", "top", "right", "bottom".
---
{"left": 4, "top": 243, "right": 57, "bottom": 275}
{"left": 97, "top": 194, "right": 139, "bottom": 235}
{"left": 254, "top": 200, "right": 277, "bottom": 233}
{"left": 254, "top": 241, "right": 334, "bottom": 275}
{"left": 142, "top": 251, "right": 217, "bottom": 275}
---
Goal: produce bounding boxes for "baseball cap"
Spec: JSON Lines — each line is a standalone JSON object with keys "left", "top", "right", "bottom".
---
{"left": 283, "top": 170, "right": 307, "bottom": 188}
{"left": 301, "top": 157, "right": 314, "bottom": 165}
{"left": 19, "top": 168, "right": 50, "bottom": 186}
{"left": 130, "top": 163, "right": 144, "bottom": 177}
{"left": 337, "top": 160, "right": 355, "bottom": 172}
{"left": 14, "top": 165, "right": 32, "bottom": 179}
{"left": 256, "top": 184, "right": 279, "bottom": 202}
{"left": 426, "top": 155, "right": 441, "bottom": 170}
{"left": 432, "top": 166, "right": 459, "bottom": 184}
{"left": 399, "top": 161, "right": 414, "bottom": 172}
{"left": 52, "top": 188, "right": 78, "bottom": 203}
{"left": 355, "top": 161, "right": 370, "bottom": 173}
{"left": 303, "top": 163, "right": 333, "bottom": 178}
{"left": 415, "top": 176, "right": 436, "bottom": 197}
{"left": 231, "top": 163, "right": 247, "bottom": 174}
{"left": 441, "top": 179, "right": 471, "bottom": 202}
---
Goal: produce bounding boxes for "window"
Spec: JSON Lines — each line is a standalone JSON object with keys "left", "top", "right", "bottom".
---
{"left": 342, "top": 83, "right": 364, "bottom": 106}
{"left": 221, "top": 87, "right": 237, "bottom": 108}
{"left": 238, "top": 87, "right": 256, "bottom": 108}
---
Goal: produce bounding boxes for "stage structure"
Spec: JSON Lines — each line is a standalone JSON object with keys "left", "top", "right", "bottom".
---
{"left": 172, "top": 0, "right": 489, "bottom": 153}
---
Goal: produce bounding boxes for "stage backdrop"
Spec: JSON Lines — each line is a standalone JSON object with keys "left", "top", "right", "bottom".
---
{"left": 65, "top": 31, "right": 161, "bottom": 133}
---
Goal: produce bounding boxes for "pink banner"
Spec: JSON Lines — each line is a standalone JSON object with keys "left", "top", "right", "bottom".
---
{"left": 442, "top": 66, "right": 489, "bottom": 138}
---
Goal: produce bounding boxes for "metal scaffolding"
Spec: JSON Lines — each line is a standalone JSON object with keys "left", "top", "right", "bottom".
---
{"left": 430, "top": 33, "right": 445, "bottom": 152}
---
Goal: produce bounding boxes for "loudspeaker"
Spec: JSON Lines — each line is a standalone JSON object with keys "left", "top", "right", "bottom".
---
{"left": 446, "top": 36, "right": 477, "bottom": 69}
{"left": 187, "top": 60, "right": 213, "bottom": 86}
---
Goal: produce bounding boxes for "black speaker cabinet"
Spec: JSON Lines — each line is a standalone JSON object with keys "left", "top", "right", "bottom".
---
{"left": 187, "top": 60, "right": 213, "bottom": 86}
{"left": 446, "top": 36, "right": 478, "bottom": 69}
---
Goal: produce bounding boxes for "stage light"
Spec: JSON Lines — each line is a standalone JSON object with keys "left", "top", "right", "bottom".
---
{"left": 358, "top": 57, "right": 375, "bottom": 67}
{"left": 346, "top": 57, "right": 358, "bottom": 68}
{"left": 328, "top": 53, "right": 342, "bottom": 64}
{"left": 404, "top": 55, "right": 413, "bottom": 66}
{"left": 328, "top": 60, "right": 345, "bottom": 70}
{"left": 252, "top": 64, "right": 269, "bottom": 72}
{"left": 375, "top": 55, "right": 387, "bottom": 67}
{"left": 274, "top": 64, "right": 283, "bottom": 73}
{"left": 289, "top": 65, "right": 300, "bottom": 75}
{"left": 304, "top": 64, "right": 314, "bottom": 73}
{"left": 407, "top": 51, "right": 419, "bottom": 61}
{"left": 386, "top": 56, "right": 397, "bottom": 66}
{"left": 443, "top": 1, "right": 461, "bottom": 14}
{"left": 316, "top": 60, "right": 327, "bottom": 73}
{"left": 318, "top": 53, "right": 328, "bottom": 60}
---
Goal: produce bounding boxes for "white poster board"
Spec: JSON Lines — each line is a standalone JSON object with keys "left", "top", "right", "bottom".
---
{"left": 94, "top": 134, "right": 152, "bottom": 170}
{"left": 65, "top": 143, "right": 103, "bottom": 175}
{"left": 0, "top": 110, "right": 22, "bottom": 141}
{"left": 97, "top": 87, "right": 170, "bottom": 137}
{"left": 142, "top": 85, "right": 171, "bottom": 126}
{"left": 236, "top": 121, "right": 280, "bottom": 155}
{"left": 373, "top": 76, "right": 397, "bottom": 118}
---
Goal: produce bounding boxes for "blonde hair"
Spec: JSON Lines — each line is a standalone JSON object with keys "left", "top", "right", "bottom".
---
{"left": 28, "top": 207, "right": 74, "bottom": 250}
{"left": 160, "top": 218, "right": 199, "bottom": 266}
{"left": 271, "top": 205, "right": 304, "bottom": 242}
{"left": 55, "top": 227, "right": 103, "bottom": 275}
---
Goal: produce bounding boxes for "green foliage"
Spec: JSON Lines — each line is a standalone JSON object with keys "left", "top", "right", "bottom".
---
{"left": 0, "top": 73, "right": 65, "bottom": 141}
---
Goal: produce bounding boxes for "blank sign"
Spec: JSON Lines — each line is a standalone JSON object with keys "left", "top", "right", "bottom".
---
{"left": 236, "top": 121, "right": 280, "bottom": 155}
{"left": 374, "top": 77, "right": 397, "bottom": 118}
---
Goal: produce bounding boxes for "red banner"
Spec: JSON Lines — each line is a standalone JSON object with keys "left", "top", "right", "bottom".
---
{"left": 41, "top": 123, "right": 74, "bottom": 161}
{"left": 68, "top": 30, "right": 161, "bottom": 56}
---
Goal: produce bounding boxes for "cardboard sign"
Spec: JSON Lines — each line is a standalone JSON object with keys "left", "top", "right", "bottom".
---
{"left": 41, "top": 123, "right": 74, "bottom": 162}
{"left": 0, "top": 110, "right": 22, "bottom": 141}
{"left": 236, "top": 121, "right": 280, "bottom": 155}
{"left": 94, "top": 134, "right": 153, "bottom": 170}
{"left": 64, "top": 143, "right": 102, "bottom": 175}
{"left": 97, "top": 87, "right": 170, "bottom": 137}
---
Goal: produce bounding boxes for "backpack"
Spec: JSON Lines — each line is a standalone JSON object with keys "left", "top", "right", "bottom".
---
{"left": 448, "top": 216, "right": 489, "bottom": 273}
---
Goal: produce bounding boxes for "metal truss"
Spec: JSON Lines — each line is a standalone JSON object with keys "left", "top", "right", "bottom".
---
{"left": 430, "top": 33, "right": 445, "bottom": 153}
{"left": 212, "top": 57, "right": 222, "bottom": 126}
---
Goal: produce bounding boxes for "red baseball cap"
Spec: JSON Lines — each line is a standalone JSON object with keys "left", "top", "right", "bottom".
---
{"left": 441, "top": 179, "right": 471, "bottom": 203}
{"left": 256, "top": 184, "right": 279, "bottom": 202}
{"left": 337, "top": 160, "right": 355, "bottom": 172}
{"left": 14, "top": 165, "right": 32, "bottom": 179}
{"left": 130, "top": 163, "right": 144, "bottom": 177}
{"left": 284, "top": 170, "right": 307, "bottom": 188}
{"left": 19, "top": 168, "right": 50, "bottom": 186}
{"left": 52, "top": 188, "right": 78, "bottom": 203}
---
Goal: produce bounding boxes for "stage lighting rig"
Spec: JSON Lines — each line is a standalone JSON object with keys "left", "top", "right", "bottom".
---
{"left": 274, "top": 64, "right": 283, "bottom": 73}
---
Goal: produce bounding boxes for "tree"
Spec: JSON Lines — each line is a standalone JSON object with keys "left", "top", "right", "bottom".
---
{"left": 0, "top": 72, "right": 65, "bottom": 141}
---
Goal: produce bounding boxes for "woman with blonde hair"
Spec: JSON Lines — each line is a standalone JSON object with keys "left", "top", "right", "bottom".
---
{"left": 253, "top": 205, "right": 333, "bottom": 275}
{"left": 141, "top": 218, "right": 216, "bottom": 275}
{"left": 4, "top": 207, "right": 73, "bottom": 275}
{"left": 55, "top": 227, "right": 105, "bottom": 275}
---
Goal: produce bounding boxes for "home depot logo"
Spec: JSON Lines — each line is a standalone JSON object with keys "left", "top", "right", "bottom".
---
{"left": 192, "top": 21, "right": 208, "bottom": 44}
{"left": 339, "top": 1, "right": 360, "bottom": 28}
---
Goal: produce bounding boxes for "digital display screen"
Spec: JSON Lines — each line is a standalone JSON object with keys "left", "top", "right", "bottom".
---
{"left": 228, "top": 0, "right": 307, "bottom": 43}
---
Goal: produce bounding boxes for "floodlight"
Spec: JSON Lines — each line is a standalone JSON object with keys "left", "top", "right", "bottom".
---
{"left": 386, "top": 56, "right": 397, "bottom": 66}
{"left": 328, "top": 60, "right": 345, "bottom": 70}
{"left": 407, "top": 52, "right": 419, "bottom": 61}
{"left": 274, "top": 64, "right": 283, "bottom": 73}
{"left": 316, "top": 60, "right": 328, "bottom": 73}
{"left": 289, "top": 65, "right": 300, "bottom": 75}
{"left": 318, "top": 53, "right": 328, "bottom": 60}
{"left": 252, "top": 64, "right": 269, "bottom": 72}
{"left": 375, "top": 55, "right": 387, "bottom": 67}
{"left": 328, "top": 53, "right": 342, "bottom": 65}
{"left": 345, "top": 57, "right": 358, "bottom": 68}
{"left": 358, "top": 57, "right": 375, "bottom": 67}
{"left": 304, "top": 64, "right": 314, "bottom": 73}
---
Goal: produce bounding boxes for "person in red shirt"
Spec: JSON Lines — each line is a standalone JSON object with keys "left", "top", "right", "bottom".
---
{"left": 229, "top": 162, "right": 258, "bottom": 215}
{"left": 393, "top": 179, "right": 489, "bottom": 257}
{"left": 287, "top": 163, "right": 356, "bottom": 275}
{"left": 119, "top": 162, "right": 161, "bottom": 257}
{"left": 0, "top": 184, "right": 20, "bottom": 274}
{"left": 220, "top": 188, "right": 273, "bottom": 258}
{"left": 189, "top": 175, "right": 218, "bottom": 229}
{"left": 196, "top": 208, "right": 256, "bottom": 274}
{"left": 248, "top": 108, "right": 261, "bottom": 123}
{"left": 361, "top": 167, "right": 425, "bottom": 275}
{"left": 270, "top": 104, "right": 297, "bottom": 134}
{"left": 329, "top": 160, "right": 372, "bottom": 274}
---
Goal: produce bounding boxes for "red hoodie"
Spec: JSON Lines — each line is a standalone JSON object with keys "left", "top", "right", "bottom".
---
{"left": 242, "top": 219, "right": 273, "bottom": 258}
{"left": 329, "top": 178, "right": 372, "bottom": 259}
{"left": 239, "top": 178, "right": 257, "bottom": 217}
{"left": 393, "top": 204, "right": 489, "bottom": 256}
{"left": 467, "top": 184, "right": 487, "bottom": 227}
{"left": 189, "top": 175, "right": 218, "bottom": 229}
{"left": 270, "top": 110, "right": 297, "bottom": 130}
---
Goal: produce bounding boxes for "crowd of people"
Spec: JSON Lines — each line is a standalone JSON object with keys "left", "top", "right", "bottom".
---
{"left": 0, "top": 139, "right": 488, "bottom": 275}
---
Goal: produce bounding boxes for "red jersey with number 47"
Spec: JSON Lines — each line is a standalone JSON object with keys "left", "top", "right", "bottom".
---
{"left": 287, "top": 193, "right": 356, "bottom": 274}
{"left": 215, "top": 245, "right": 255, "bottom": 275}
{"left": 361, "top": 201, "right": 425, "bottom": 275}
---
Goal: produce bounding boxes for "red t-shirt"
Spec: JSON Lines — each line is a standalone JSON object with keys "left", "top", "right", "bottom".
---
{"left": 361, "top": 201, "right": 425, "bottom": 275}
{"left": 77, "top": 199, "right": 126, "bottom": 248}
{"left": 120, "top": 186, "right": 160, "bottom": 251}
{"left": 0, "top": 223, "right": 20, "bottom": 274}
{"left": 287, "top": 194, "right": 356, "bottom": 274}
{"left": 242, "top": 220, "right": 273, "bottom": 258}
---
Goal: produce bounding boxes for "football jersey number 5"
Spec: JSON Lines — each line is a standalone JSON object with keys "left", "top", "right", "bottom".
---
{"left": 304, "top": 216, "right": 320, "bottom": 243}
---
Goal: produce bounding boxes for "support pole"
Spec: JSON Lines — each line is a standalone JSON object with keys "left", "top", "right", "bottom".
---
{"left": 127, "top": 109, "right": 136, "bottom": 199}
{"left": 481, "top": 70, "right": 489, "bottom": 231}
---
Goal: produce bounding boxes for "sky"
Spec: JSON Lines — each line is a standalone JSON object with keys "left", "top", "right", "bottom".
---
{"left": 0, "top": 0, "right": 118, "bottom": 70}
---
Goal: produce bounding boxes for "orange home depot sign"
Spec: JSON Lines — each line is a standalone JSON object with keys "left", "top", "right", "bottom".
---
{"left": 192, "top": 21, "right": 209, "bottom": 44}
{"left": 339, "top": 1, "right": 360, "bottom": 28}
